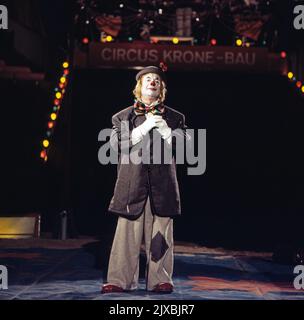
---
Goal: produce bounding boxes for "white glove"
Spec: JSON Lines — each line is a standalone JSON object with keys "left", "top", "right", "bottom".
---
{"left": 131, "top": 115, "right": 162, "bottom": 145}
{"left": 156, "top": 119, "right": 172, "bottom": 142}
{"left": 138, "top": 115, "right": 163, "bottom": 135}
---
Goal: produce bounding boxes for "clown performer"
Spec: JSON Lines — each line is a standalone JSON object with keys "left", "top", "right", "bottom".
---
{"left": 101, "top": 65, "right": 189, "bottom": 294}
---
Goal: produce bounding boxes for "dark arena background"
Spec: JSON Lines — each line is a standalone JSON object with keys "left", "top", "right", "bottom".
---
{"left": 1, "top": 0, "right": 304, "bottom": 301}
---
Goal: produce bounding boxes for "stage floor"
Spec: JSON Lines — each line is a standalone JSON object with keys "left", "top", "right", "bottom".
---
{"left": 0, "top": 239, "right": 303, "bottom": 300}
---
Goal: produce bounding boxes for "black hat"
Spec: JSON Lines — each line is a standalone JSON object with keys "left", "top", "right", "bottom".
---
{"left": 135, "top": 65, "right": 167, "bottom": 83}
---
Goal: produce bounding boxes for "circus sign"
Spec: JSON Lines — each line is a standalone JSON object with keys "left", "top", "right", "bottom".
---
{"left": 74, "top": 42, "right": 285, "bottom": 73}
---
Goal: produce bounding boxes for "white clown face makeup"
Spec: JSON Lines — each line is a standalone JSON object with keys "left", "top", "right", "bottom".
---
{"left": 141, "top": 73, "right": 161, "bottom": 99}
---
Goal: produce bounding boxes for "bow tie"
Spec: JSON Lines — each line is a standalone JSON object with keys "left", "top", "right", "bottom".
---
{"left": 133, "top": 100, "right": 165, "bottom": 116}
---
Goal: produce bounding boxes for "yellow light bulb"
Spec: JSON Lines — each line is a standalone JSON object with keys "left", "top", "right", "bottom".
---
{"left": 106, "top": 35, "right": 113, "bottom": 42}
{"left": 301, "top": 86, "right": 304, "bottom": 93}
{"left": 43, "top": 140, "right": 50, "bottom": 148}
{"left": 236, "top": 39, "right": 242, "bottom": 46}
{"left": 63, "top": 62, "right": 69, "bottom": 69}
{"left": 287, "top": 72, "right": 294, "bottom": 79}
{"left": 172, "top": 37, "right": 179, "bottom": 44}
{"left": 56, "top": 92, "right": 62, "bottom": 99}
{"left": 60, "top": 77, "right": 66, "bottom": 84}
{"left": 51, "top": 113, "right": 57, "bottom": 121}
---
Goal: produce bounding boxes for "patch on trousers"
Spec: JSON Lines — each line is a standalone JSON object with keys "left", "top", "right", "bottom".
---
{"left": 151, "top": 231, "right": 169, "bottom": 263}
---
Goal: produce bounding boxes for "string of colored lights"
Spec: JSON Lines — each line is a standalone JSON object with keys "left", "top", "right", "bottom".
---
{"left": 77, "top": 0, "right": 272, "bottom": 48}
{"left": 287, "top": 67, "right": 304, "bottom": 95}
{"left": 40, "top": 61, "right": 70, "bottom": 162}
{"left": 81, "top": 14, "right": 260, "bottom": 48}
{"left": 283, "top": 50, "right": 304, "bottom": 96}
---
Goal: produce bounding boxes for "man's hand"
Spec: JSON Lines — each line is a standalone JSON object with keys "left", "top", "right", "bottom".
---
{"left": 131, "top": 115, "right": 163, "bottom": 145}
{"left": 138, "top": 115, "right": 163, "bottom": 136}
{"left": 156, "top": 119, "right": 172, "bottom": 141}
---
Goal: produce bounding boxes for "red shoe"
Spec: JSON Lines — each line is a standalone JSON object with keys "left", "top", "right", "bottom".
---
{"left": 152, "top": 283, "right": 174, "bottom": 293}
{"left": 101, "top": 284, "right": 124, "bottom": 294}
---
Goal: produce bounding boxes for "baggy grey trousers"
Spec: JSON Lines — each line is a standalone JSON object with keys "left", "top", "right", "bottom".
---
{"left": 106, "top": 197, "right": 174, "bottom": 291}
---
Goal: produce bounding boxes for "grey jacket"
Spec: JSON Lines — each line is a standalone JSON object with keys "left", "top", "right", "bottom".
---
{"left": 108, "top": 105, "right": 189, "bottom": 218}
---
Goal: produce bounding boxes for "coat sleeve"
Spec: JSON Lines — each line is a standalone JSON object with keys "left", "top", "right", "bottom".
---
{"left": 110, "top": 114, "right": 134, "bottom": 153}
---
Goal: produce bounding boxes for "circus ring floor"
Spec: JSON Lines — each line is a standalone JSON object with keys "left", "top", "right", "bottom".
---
{"left": 0, "top": 239, "right": 303, "bottom": 300}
